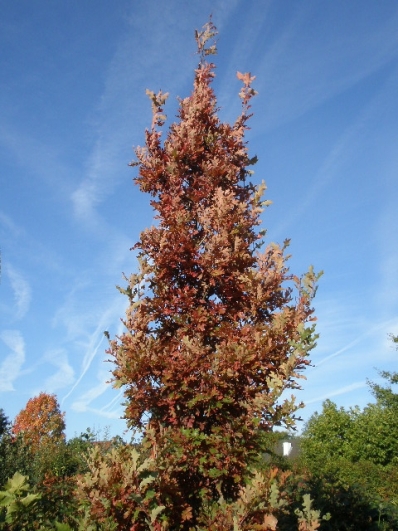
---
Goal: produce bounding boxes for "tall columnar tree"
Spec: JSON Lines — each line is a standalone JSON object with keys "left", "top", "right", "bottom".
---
{"left": 109, "top": 21, "right": 320, "bottom": 525}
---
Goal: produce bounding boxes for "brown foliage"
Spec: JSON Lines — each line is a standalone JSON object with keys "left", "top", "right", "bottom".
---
{"left": 107, "top": 20, "right": 320, "bottom": 528}
{"left": 76, "top": 445, "right": 165, "bottom": 531}
{"left": 76, "top": 448, "right": 329, "bottom": 531}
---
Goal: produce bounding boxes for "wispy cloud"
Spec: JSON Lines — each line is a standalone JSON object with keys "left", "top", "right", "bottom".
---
{"left": 71, "top": 379, "right": 122, "bottom": 420}
{"left": 70, "top": 20, "right": 153, "bottom": 229}
{"left": 0, "top": 211, "right": 64, "bottom": 282}
{"left": 66, "top": 309, "right": 126, "bottom": 419}
{"left": 0, "top": 210, "right": 24, "bottom": 238}
{"left": 52, "top": 279, "right": 94, "bottom": 341}
{"left": 376, "top": 174, "right": 398, "bottom": 317}
{"left": 75, "top": 406, "right": 121, "bottom": 420}
{"left": 100, "top": 388, "right": 124, "bottom": 414}
{"left": 316, "top": 317, "right": 398, "bottom": 368}
{"left": 0, "top": 330, "right": 25, "bottom": 392}
{"left": 70, "top": 0, "right": 238, "bottom": 232}
{"left": 305, "top": 381, "right": 367, "bottom": 406}
{"left": 214, "top": 2, "right": 398, "bottom": 134}
{"left": 0, "top": 122, "right": 74, "bottom": 198}
{"left": 59, "top": 293, "right": 125, "bottom": 404}
{"left": 43, "top": 349, "right": 75, "bottom": 393}
{"left": 255, "top": 4, "right": 398, "bottom": 131}
{"left": 62, "top": 330, "right": 106, "bottom": 404}
{"left": 295, "top": 296, "right": 398, "bottom": 422}
{"left": 71, "top": 380, "right": 109, "bottom": 413}
{"left": 271, "top": 67, "right": 398, "bottom": 240}
{"left": 5, "top": 264, "right": 31, "bottom": 320}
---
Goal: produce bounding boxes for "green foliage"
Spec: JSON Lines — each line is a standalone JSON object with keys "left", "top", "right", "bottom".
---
{"left": 0, "top": 426, "right": 106, "bottom": 529}
{"left": 348, "top": 403, "right": 398, "bottom": 466}
{"left": 0, "top": 469, "right": 79, "bottom": 531}
{"left": 54, "top": 524, "right": 75, "bottom": 531}
{"left": 0, "top": 434, "right": 35, "bottom": 489}
{"left": 0, "top": 410, "right": 9, "bottom": 440}
{"left": 295, "top": 494, "right": 331, "bottom": 531}
{"left": 279, "top": 466, "right": 390, "bottom": 531}
{"left": 0, "top": 453, "right": 80, "bottom": 529}
{"left": 0, "top": 472, "right": 40, "bottom": 530}
{"left": 368, "top": 335, "right": 398, "bottom": 410}
{"left": 31, "top": 473, "right": 78, "bottom": 530}
{"left": 299, "top": 337, "right": 398, "bottom": 529}
{"left": 0, "top": 427, "right": 130, "bottom": 530}
{"left": 301, "top": 342, "right": 398, "bottom": 469}
{"left": 300, "top": 400, "right": 356, "bottom": 467}
{"left": 0, "top": 412, "right": 29, "bottom": 488}
{"left": 0, "top": 435, "right": 85, "bottom": 490}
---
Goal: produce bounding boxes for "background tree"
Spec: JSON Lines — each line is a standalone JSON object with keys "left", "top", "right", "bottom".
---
{"left": 299, "top": 399, "right": 356, "bottom": 468}
{"left": 301, "top": 335, "right": 398, "bottom": 470}
{"left": 107, "top": 20, "right": 320, "bottom": 529}
{"left": 0, "top": 409, "right": 21, "bottom": 488}
{"left": 0, "top": 408, "right": 35, "bottom": 488}
{"left": 12, "top": 392, "right": 65, "bottom": 453}
{"left": 367, "top": 334, "right": 398, "bottom": 410}
{"left": 299, "top": 336, "right": 398, "bottom": 529}
{"left": 0, "top": 409, "right": 9, "bottom": 439}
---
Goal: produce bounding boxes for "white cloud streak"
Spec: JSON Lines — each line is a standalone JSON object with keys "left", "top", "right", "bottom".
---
{"left": 0, "top": 210, "right": 24, "bottom": 238}
{"left": 6, "top": 264, "right": 31, "bottom": 319}
{"left": 71, "top": 380, "right": 123, "bottom": 420}
{"left": 271, "top": 66, "right": 398, "bottom": 239}
{"left": 44, "top": 349, "right": 75, "bottom": 393}
{"left": 0, "top": 330, "right": 25, "bottom": 392}
{"left": 214, "top": 2, "right": 398, "bottom": 135}
{"left": 305, "top": 381, "right": 368, "bottom": 406}
{"left": 71, "top": 381, "right": 109, "bottom": 412}
{"left": 0, "top": 122, "right": 74, "bottom": 198}
{"left": 100, "top": 388, "right": 124, "bottom": 413}
{"left": 70, "top": 0, "right": 240, "bottom": 232}
{"left": 256, "top": 4, "right": 398, "bottom": 131}
{"left": 316, "top": 317, "right": 398, "bottom": 368}
{"left": 62, "top": 331, "right": 106, "bottom": 404}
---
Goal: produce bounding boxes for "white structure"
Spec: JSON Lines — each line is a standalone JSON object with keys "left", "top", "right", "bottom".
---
{"left": 282, "top": 441, "right": 292, "bottom": 457}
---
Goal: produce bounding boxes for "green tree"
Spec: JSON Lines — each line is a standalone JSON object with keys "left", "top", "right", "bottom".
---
{"left": 368, "top": 335, "right": 398, "bottom": 410}
{"left": 299, "top": 336, "right": 398, "bottom": 529}
{"left": 348, "top": 402, "right": 398, "bottom": 466}
{"left": 300, "top": 399, "right": 357, "bottom": 468}
{"left": 301, "top": 335, "right": 398, "bottom": 470}
{"left": 8, "top": 393, "right": 66, "bottom": 489}
{"left": 102, "top": 20, "right": 320, "bottom": 530}
{"left": 301, "top": 394, "right": 398, "bottom": 472}
{"left": 0, "top": 410, "right": 9, "bottom": 440}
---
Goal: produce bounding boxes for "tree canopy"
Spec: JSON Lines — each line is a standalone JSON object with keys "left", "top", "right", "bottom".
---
{"left": 12, "top": 392, "right": 65, "bottom": 452}
{"left": 301, "top": 336, "right": 398, "bottom": 468}
{"left": 107, "top": 20, "right": 320, "bottom": 528}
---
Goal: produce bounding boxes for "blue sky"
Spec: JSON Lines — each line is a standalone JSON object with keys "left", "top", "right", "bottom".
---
{"left": 1, "top": 0, "right": 397, "bottom": 440}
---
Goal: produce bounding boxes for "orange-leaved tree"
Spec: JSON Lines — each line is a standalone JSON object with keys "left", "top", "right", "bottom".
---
{"left": 13, "top": 392, "right": 65, "bottom": 452}
{"left": 105, "top": 20, "right": 321, "bottom": 529}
